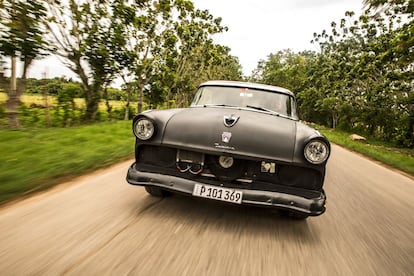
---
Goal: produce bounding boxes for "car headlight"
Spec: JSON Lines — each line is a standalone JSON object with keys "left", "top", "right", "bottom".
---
{"left": 134, "top": 117, "right": 155, "bottom": 140}
{"left": 304, "top": 140, "right": 329, "bottom": 164}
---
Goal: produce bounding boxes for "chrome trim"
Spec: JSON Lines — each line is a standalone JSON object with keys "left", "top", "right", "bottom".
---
{"left": 223, "top": 114, "right": 239, "bottom": 127}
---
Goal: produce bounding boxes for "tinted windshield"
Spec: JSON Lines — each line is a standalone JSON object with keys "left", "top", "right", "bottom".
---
{"left": 191, "top": 86, "right": 298, "bottom": 119}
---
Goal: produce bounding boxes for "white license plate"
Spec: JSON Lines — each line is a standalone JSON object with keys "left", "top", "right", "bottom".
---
{"left": 192, "top": 184, "right": 243, "bottom": 204}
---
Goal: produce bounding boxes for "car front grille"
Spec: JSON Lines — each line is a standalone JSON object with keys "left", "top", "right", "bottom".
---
{"left": 135, "top": 145, "right": 324, "bottom": 197}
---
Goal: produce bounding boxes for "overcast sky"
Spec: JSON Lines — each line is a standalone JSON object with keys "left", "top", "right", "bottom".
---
{"left": 27, "top": 0, "right": 364, "bottom": 81}
{"left": 191, "top": 0, "right": 364, "bottom": 75}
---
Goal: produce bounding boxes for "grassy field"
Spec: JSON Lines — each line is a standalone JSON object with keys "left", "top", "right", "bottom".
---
{"left": 0, "top": 121, "right": 134, "bottom": 204}
{"left": 315, "top": 125, "right": 414, "bottom": 176}
{"left": 0, "top": 92, "right": 129, "bottom": 110}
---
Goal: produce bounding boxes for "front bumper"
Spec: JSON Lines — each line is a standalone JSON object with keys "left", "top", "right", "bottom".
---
{"left": 126, "top": 163, "right": 326, "bottom": 216}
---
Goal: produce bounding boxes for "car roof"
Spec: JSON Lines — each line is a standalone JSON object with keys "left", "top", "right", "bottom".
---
{"left": 199, "top": 80, "right": 294, "bottom": 96}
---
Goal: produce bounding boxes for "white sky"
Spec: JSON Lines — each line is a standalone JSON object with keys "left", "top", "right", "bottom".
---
{"left": 191, "top": 0, "right": 364, "bottom": 75}
{"left": 26, "top": 0, "right": 364, "bottom": 81}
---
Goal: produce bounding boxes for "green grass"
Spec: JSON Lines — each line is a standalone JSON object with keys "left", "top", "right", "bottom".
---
{"left": 0, "top": 120, "right": 135, "bottom": 204}
{"left": 314, "top": 125, "right": 414, "bottom": 176}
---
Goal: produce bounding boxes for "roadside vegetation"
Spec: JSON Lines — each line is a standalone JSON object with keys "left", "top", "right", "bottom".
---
{"left": 0, "top": 121, "right": 134, "bottom": 204}
{"left": 315, "top": 125, "right": 414, "bottom": 177}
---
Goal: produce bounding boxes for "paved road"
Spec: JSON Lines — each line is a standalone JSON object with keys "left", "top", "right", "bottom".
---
{"left": 0, "top": 145, "right": 413, "bottom": 275}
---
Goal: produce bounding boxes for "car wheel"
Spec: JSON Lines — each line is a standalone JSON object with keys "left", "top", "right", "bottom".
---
{"left": 144, "top": 186, "right": 170, "bottom": 197}
{"left": 281, "top": 210, "right": 309, "bottom": 220}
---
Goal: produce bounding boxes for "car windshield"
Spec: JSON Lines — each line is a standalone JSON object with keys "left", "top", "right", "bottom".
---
{"left": 191, "top": 85, "right": 298, "bottom": 119}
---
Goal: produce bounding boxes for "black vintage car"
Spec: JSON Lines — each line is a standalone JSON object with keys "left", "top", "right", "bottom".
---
{"left": 126, "top": 80, "right": 330, "bottom": 219}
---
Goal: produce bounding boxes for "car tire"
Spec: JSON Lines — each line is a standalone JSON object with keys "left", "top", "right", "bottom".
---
{"left": 281, "top": 210, "right": 309, "bottom": 220}
{"left": 144, "top": 186, "right": 170, "bottom": 197}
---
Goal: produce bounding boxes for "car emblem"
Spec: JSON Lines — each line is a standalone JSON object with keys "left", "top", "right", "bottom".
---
{"left": 223, "top": 114, "right": 239, "bottom": 127}
{"left": 222, "top": 132, "right": 232, "bottom": 143}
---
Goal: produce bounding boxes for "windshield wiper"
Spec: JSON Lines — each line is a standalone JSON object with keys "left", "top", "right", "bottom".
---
{"left": 245, "top": 105, "right": 275, "bottom": 113}
{"left": 245, "top": 105, "right": 290, "bottom": 118}
{"left": 202, "top": 104, "right": 236, "bottom": 108}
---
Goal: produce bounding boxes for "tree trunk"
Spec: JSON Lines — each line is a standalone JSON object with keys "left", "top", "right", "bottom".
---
{"left": 103, "top": 86, "right": 112, "bottom": 121}
{"left": 69, "top": 55, "right": 101, "bottom": 122}
{"left": 167, "top": 92, "right": 171, "bottom": 109}
{"left": 84, "top": 87, "right": 100, "bottom": 121}
{"left": 124, "top": 87, "right": 131, "bottom": 120}
{"left": 137, "top": 90, "right": 143, "bottom": 113}
{"left": 42, "top": 72, "right": 51, "bottom": 127}
{"left": 332, "top": 112, "right": 338, "bottom": 129}
{"left": 6, "top": 56, "right": 20, "bottom": 128}
{"left": 137, "top": 78, "right": 144, "bottom": 114}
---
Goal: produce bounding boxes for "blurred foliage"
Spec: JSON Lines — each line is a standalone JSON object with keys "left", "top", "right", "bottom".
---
{"left": 1, "top": 0, "right": 242, "bottom": 124}
{"left": 0, "top": 91, "right": 137, "bottom": 128}
{"left": 44, "top": 0, "right": 242, "bottom": 119}
{"left": 0, "top": 0, "right": 50, "bottom": 128}
{"left": 315, "top": 124, "right": 414, "bottom": 176}
{"left": 0, "top": 121, "right": 134, "bottom": 204}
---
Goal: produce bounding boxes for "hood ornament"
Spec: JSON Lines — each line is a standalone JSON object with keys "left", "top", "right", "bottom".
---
{"left": 223, "top": 114, "right": 239, "bottom": 127}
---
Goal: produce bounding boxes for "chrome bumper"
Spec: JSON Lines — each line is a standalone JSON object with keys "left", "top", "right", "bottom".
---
{"left": 126, "top": 163, "right": 326, "bottom": 216}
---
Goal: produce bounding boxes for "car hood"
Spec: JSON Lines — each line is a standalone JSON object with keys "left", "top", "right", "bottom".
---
{"left": 161, "top": 107, "right": 297, "bottom": 162}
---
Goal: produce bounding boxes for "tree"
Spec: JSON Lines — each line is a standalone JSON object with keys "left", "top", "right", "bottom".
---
{"left": 250, "top": 50, "right": 319, "bottom": 123}
{"left": 146, "top": 13, "right": 242, "bottom": 108}
{"left": 363, "top": 0, "right": 413, "bottom": 15}
{"left": 252, "top": 5, "right": 413, "bottom": 147}
{"left": 310, "top": 8, "right": 413, "bottom": 145}
{"left": 151, "top": 40, "right": 242, "bottom": 108}
{"left": 46, "top": 0, "right": 126, "bottom": 121}
{"left": 109, "top": 0, "right": 233, "bottom": 112}
{"left": 0, "top": 0, "right": 49, "bottom": 128}
{"left": 250, "top": 49, "right": 309, "bottom": 91}
{"left": 56, "top": 83, "right": 78, "bottom": 127}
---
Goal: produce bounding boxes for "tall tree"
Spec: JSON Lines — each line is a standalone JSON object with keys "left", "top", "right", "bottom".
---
{"left": 310, "top": 8, "right": 413, "bottom": 145}
{"left": 0, "top": 0, "right": 49, "bottom": 128}
{"left": 110, "top": 0, "right": 231, "bottom": 112}
{"left": 252, "top": 5, "right": 413, "bottom": 147}
{"left": 46, "top": 0, "right": 125, "bottom": 121}
{"left": 251, "top": 49, "right": 309, "bottom": 92}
